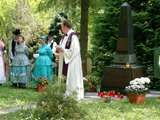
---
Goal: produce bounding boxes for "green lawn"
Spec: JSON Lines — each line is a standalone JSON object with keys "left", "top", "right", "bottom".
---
{"left": 0, "top": 98, "right": 160, "bottom": 120}
{"left": 0, "top": 78, "right": 40, "bottom": 110}
{"left": 1, "top": 79, "right": 160, "bottom": 120}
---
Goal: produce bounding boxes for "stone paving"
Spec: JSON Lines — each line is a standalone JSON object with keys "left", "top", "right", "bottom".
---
{"left": 0, "top": 90, "right": 160, "bottom": 114}
{"left": 0, "top": 105, "right": 36, "bottom": 115}
{"left": 83, "top": 90, "right": 160, "bottom": 101}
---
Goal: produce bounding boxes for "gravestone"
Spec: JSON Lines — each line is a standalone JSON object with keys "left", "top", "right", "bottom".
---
{"left": 100, "top": 2, "right": 147, "bottom": 95}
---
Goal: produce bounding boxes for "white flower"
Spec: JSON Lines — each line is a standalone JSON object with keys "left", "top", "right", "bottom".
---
{"left": 130, "top": 80, "right": 138, "bottom": 85}
{"left": 143, "top": 77, "right": 150, "bottom": 84}
{"left": 138, "top": 78, "right": 145, "bottom": 85}
{"left": 134, "top": 78, "right": 140, "bottom": 82}
{"left": 129, "top": 80, "right": 134, "bottom": 85}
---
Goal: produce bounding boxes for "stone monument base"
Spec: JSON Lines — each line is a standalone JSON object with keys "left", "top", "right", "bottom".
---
{"left": 114, "top": 54, "right": 136, "bottom": 64}
{"left": 100, "top": 65, "right": 147, "bottom": 95}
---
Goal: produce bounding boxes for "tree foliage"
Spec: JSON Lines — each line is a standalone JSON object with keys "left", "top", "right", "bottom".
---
{"left": 0, "top": 0, "right": 15, "bottom": 56}
{"left": 36, "top": 0, "right": 102, "bottom": 75}
{"left": 49, "top": 13, "right": 68, "bottom": 44}
{"left": 0, "top": 0, "right": 54, "bottom": 59}
{"left": 89, "top": 0, "right": 160, "bottom": 89}
{"left": 9, "top": 0, "right": 46, "bottom": 59}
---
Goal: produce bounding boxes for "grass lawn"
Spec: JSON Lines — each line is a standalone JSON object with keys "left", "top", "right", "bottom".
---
{"left": 0, "top": 78, "right": 40, "bottom": 110}
{"left": 1, "top": 94, "right": 160, "bottom": 119}
{"left": 1, "top": 78, "right": 160, "bottom": 119}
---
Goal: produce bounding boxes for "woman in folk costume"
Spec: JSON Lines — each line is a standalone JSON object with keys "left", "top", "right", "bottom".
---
{"left": 0, "top": 40, "right": 6, "bottom": 85}
{"left": 33, "top": 36, "right": 54, "bottom": 84}
{"left": 9, "top": 35, "right": 32, "bottom": 88}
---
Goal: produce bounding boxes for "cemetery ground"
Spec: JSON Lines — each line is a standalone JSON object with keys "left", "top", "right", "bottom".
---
{"left": 0, "top": 79, "right": 160, "bottom": 119}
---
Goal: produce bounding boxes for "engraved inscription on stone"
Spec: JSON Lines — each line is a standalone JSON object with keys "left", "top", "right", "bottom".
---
{"left": 133, "top": 68, "right": 147, "bottom": 79}
{"left": 116, "top": 38, "right": 128, "bottom": 51}
{"left": 102, "top": 68, "right": 131, "bottom": 88}
{"left": 119, "top": 57, "right": 123, "bottom": 61}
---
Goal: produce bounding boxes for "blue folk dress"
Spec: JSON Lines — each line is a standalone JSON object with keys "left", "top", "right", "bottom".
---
{"left": 9, "top": 45, "right": 32, "bottom": 83}
{"left": 33, "top": 45, "right": 54, "bottom": 84}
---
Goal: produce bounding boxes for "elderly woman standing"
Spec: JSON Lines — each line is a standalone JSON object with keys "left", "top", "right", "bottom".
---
{"left": 33, "top": 36, "right": 54, "bottom": 84}
{"left": 9, "top": 35, "right": 32, "bottom": 88}
{"left": 0, "top": 40, "right": 6, "bottom": 85}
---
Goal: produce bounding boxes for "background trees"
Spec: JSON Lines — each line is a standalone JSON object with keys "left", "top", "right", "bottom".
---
{"left": 1, "top": 0, "right": 160, "bottom": 89}
{"left": 9, "top": 0, "right": 44, "bottom": 59}
{"left": 89, "top": 0, "right": 160, "bottom": 89}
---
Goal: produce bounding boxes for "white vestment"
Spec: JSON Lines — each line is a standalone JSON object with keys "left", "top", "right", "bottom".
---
{"left": 58, "top": 29, "right": 84, "bottom": 100}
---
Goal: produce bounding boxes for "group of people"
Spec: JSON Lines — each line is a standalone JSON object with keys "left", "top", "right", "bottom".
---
{"left": 0, "top": 20, "right": 84, "bottom": 100}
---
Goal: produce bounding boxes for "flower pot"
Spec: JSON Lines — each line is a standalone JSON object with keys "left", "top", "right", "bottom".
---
{"left": 88, "top": 84, "right": 97, "bottom": 92}
{"left": 37, "top": 84, "right": 47, "bottom": 92}
{"left": 128, "top": 93, "right": 146, "bottom": 104}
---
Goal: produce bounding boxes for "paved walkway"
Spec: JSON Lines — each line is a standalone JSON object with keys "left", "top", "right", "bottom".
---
{"left": 83, "top": 90, "right": 160, "bottom": 101}
{"left": 0, "top": 105, "right": 36, "bottom": 115}
{"left": 0, "top": 90, "right": 160, "bottom": 114}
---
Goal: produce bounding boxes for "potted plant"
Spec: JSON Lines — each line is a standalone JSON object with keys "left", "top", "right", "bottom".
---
{"left": 124, "top": 77, "right": 150, "bottom": 104}
{"left": 83, "top": 78, "right": 92, "bottom": 93}
{"left": 35, "top": 77, "right": 50, "bottom": 92}
{"left": 84, "top": 75, "right": 101, "bottom": 92}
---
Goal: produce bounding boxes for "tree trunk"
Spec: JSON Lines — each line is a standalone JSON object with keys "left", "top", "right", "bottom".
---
{"left": 80, "top": 0, "right": 89, "bottom": 76}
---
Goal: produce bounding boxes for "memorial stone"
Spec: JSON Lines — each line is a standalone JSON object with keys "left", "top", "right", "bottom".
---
{"left": 100, "top": 2, "right": 147, "bottom": 95}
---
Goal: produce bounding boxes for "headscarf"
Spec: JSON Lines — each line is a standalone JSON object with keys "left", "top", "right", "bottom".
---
{"left": 41, "top": 36, "right": 47, "bottom": 44}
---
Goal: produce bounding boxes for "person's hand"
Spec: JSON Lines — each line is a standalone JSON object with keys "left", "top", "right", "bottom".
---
{"left": 57, "top": 48, "right": 64, "bottom": 52}
{"left": 56, "top": 48, "right": 60, "bottom": 52}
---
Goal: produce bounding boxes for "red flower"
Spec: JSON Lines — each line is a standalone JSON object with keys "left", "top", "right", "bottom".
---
{"left": 88, "top": 80, "right": 91, "bottom": 82}
{"left": 82, "top": 63, "right": 84, "bottom": 66}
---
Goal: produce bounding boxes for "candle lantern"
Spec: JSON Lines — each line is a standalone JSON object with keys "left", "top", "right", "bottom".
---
{"left": 117, "top": 92, "right": 120, "bottom": 98}
{"left": 120, "top": 94, "right": 123, "bottom": 99}
{"left": 98, "top": 91, "right": 101, "bottom": 96}
{"left": 101, "top": 92, "right": 103, "bottom": 98}
{"left": 113, "top": 91, "right": 115, "bottom": 97}
{"left": 126, "top": 62, "right": 130, "bottom": 68}
{"left": 110, "top": 91, "right": 113, "bottom": 97}
{"left": 108, "top": 91, "right": 110, "bottom": 96}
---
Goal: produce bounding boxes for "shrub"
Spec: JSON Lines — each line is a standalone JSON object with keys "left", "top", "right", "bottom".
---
{"left": 32, "top": 80, "right": 87, "bottom": 119}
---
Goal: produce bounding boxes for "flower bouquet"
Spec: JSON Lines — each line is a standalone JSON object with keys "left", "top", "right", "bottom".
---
{"left": 125, "top": 77, "right": 150, "bottom": 104}
{"left": 35, "top": 77, "right": 50, "bottom": 85}
{"left": 35, "top": 77, "right": 50, "bottom": 92}
{"left": 122, "top": 65, "right": 132, "bottom": 69}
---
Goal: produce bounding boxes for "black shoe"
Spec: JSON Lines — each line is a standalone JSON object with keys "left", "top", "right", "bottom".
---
{"left": 12, "top": 83, "right": 17, "bottom": 87}
{"left": 18, "top": 83, "right": 26, "bottom": 88}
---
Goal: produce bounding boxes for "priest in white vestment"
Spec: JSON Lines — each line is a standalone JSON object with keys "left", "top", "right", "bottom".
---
{"left": 57, "top": 20, "right": 84, "bottom": 100}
